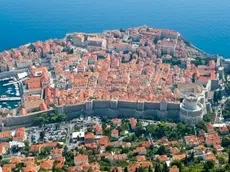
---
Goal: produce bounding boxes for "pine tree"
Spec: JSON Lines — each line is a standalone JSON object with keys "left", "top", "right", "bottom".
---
{"left": 162, "top": 162, "right": 169, "bottom": 172}
{"left": 228, "top": 151, "right": 230, "bottom": 164}
{"left": 154, "top": 162, "right": 161, "bottom": 172}
{"left": 148, "top": 165, "right": 153, "bottom": 172}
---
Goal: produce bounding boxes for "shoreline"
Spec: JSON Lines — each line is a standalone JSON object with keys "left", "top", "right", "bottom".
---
{"left": 0, "top": 26, "right": 223, "bottom": 59}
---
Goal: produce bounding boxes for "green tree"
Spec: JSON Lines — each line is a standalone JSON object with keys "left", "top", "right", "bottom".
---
{"left": 134, "top": 125, "right": 146, "bottom": 137}
{"left": 39, "top": 147, "right": 51, "bottom": 157}
{"left": 33, "top": 113, "right": 66, "bottom": 126}
{"left": 222, "top": 136, "right": 230, "bottom": 147}
{"left": 225, "top": 82, "right": 230, "bottom": 95}
{"left": 196, "top": 120, "right": 206, "bottom": 132}
{"left": 154, "top": 162, "right": 161, "bottom": 172}
{"left": 168, "top": 130, "right": 178, "bottom": 141}
{"left": 213, "top": 91, "right": 219, "bottom": 103}
{"left": 162, "top": 162, "right": 169, "bottom": 172}
{"left": 40, "top": 131, "right": 45, "bottom": 140}
{"left": 203, "top": 161, "right": 214, "bottom": 172}
{"left": 123, "top": 134, "right": 136, "bottom": 142}
{"left": 87, "top": 128, "right": 93, "bottom": 133}
{"left": 57, "top": 113, "right": 67, "bottom": 122}
{"left": 121, "top": 147, "right": 130, "bottom": 154}
{"left": 63, "top": 150, "right": 74, "bottom": 166}
{"left": 33, "top": 113, "right": 48, "bottom": 126}
{"left": 228, "top": 151, "right": 230, "bottom": 164}
{"left": 105, "top": 145, "right": 113, "bottom": 152}
{"left": 146, "top": 125, "right": 156, "bottom": 134}
{"left": 148, "top": 165, "right": 153, "bottom": 172}
{"left": 203, "top": 113, "right": 215, "bottom": 123}
{"left": 157, "top": 146, "right": 167, "bottom": 155}
{"left": 101, "top": 116, "right": 109, "bottom": 123}
{"left": 214, "top": 90, "right": 222, "bottom": 103}
{"left": 12, "top": 162, "right": 24, "bottom": 172}
{"left": 23, "top": 140, "right": 30, "bottom": 156}
{"left": 53, "top": 168, "right": 65, "bottom": 172}
{"left": 154, "top": 160, "right": 161, "bottom": 172}
{"left": 170, "top": 160, "right": 182, "bottom": 171}
{"left": 216, "top": 154, "right": 227, "bottom": 165}
{"left": 49, "top": 113, "right": 58, "bottom": 123}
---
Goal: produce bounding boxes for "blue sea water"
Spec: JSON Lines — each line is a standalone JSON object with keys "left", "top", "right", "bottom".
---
{"left": 0, "top": 0, "right": 230, "bottom": 57}
{"left": 0, "top": 79, "right": 20, "bottom": 109}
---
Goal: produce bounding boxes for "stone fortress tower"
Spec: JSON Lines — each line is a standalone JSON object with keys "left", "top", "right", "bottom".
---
{"left": 180, "top": 94, "right": 204, "bottom": 125}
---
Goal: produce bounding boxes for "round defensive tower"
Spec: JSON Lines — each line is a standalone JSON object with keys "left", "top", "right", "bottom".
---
{"left": 180, "top": 94, "right": 203, "bottom": 125}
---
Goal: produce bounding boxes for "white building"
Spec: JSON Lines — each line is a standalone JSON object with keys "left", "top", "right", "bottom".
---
{"left": 180, "top": 94, "right": 204, "bottom": 125}
{"left": 72, "top": 131, "right": 85, "bottom": 142}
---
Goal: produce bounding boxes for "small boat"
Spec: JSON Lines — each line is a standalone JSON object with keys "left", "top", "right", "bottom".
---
{"left": 3, "top": 102, "right": 7, "bottom": 105}
{"left": 7, "top": 106, "right": 11, "bottom": 109}
{"left": 16, "top": 92, "right": 20, "bottom": 96}
{"left": 6, "top": 90, "right": 11, "bottom": 95}
{"left": 14, "top": 104, "right": 18, "bottom": 107}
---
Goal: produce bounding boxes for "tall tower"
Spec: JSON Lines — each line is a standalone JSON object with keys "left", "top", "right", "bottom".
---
{"left": 180, "top": 94, "right": 204, "bottom": 125}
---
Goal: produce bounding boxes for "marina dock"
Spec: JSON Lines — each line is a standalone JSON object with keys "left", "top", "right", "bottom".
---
{"left": 2, "top": 77, "right": 27, "bottom": 87}
{"left": 3, "top": 81, "right": 18, "bottom": 87}
{"left": 0, "top": 97, "right": 21, "bottom": 101}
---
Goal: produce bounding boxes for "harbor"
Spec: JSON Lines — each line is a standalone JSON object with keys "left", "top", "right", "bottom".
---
{"left": 0, "top": 77, "right": 21, "bottom": 109}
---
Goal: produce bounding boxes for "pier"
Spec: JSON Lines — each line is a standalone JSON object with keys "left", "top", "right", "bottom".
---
{"left": 2, "top": 77, "right": 28, "bottom": 87}
{"left": 0, "top": 97, "right": 21, "bottom": 101}
{"left": 3, "top": 81, "right": 18, "bottom": 87}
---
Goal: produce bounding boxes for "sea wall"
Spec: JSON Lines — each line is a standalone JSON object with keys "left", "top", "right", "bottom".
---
{"left": 2, "top": 100, "right": 180, "bottom": 127}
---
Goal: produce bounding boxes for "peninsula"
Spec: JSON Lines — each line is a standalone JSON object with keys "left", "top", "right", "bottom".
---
{"left": 0, "top": 25, "right": 224, "bottom": 127}
{"left": 0, "top": 26, "right": 230, "bottom": 172}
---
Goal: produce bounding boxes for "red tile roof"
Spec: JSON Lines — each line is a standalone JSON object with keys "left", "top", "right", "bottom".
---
{"left": 136, "top": 156, "right": 146, "bottom": 162}
{"left": 40, "top": 160, "right": 54, "bottom": 169}
{"left": 74, "top": 155, "right": 88, "bottom": 163}
{"left": 157, "top": 155, "right": 168, "bottom": 161}
{"left": 205, "top": 152, "right": 216, "bottom": 161}
{"left": 84, "top": 132, "right": 95, "bottom": 139}
{"left": 13, "top": 127, "right": 25, "bottom": 141}
{"left": 111, "top": 118, "right": 121, "bottom": 125}
{"left": 169, "top": 167, "right": 179, "bottom": 172}
{"left": 173, "top": 153, "right": 186, "bottom": 161}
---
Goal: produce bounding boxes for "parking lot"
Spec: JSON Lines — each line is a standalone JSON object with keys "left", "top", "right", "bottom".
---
{"left": 27, "top": 124, "right": 68, "bottom": 144}
{"left": 26, "top": 116, "right": 102, "bottom": 146}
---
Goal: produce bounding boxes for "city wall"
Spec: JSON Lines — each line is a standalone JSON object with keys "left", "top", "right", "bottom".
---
{"left": 2, "top": 109, "right": 55, "bottom": 127}
{"left": 2, "top": 100, "right": 180, "bottom": 127}
{"left": 59, "top": 100, "right": 180, "bottom": 121}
